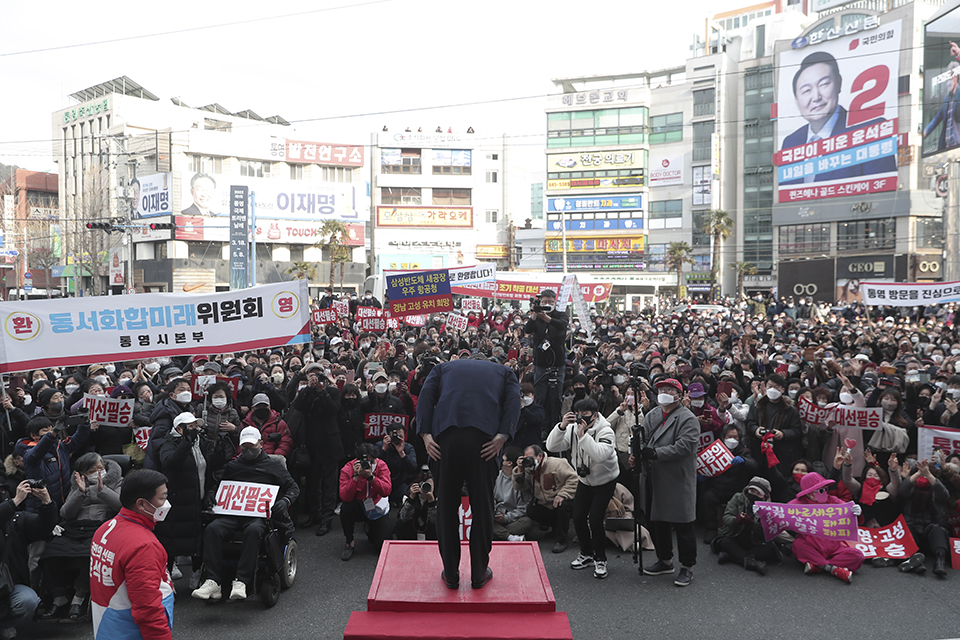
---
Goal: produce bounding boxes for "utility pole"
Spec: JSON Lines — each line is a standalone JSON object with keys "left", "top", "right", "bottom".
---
{"left": 946, "top": 160, "right": 960, "bottom": 283}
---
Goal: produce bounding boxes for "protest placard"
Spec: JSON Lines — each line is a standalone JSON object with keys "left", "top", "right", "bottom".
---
{"left": 363, "top": 413, "right": 409, "bottom": 440}
{"left": 461, "top": 298, "right": 483, "bottom": 312}
{"left": 213, "top": 481, "right": 279, "bottom": 518}
{"left": 755, "top": 501, "right": 857, "bottom": 542}
{"left": 695, "top": 439, "right": 734, "bottom": 477}
{"left": 850, "top": 515, "right": 919, "bottom": 559}
{"left": 312, "top": 309, "right": 337, "bottom": 325}
{"left": 446, "top": 312, "right": 469, "bottom": 332}
{"left": 83, "top": 394, "right": 134, "bottom": 427}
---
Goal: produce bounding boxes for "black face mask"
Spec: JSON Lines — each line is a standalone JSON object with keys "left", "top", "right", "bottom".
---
{"left": 343, "top": 397, "right": 359, "bottom": 408}
{"left": 290, "top": 364, "right": 302, "bottom": 373}
{"left": 253, "top": 407, "right": 271, "bottom": 421}
{"left": 918, "top": 396, "right": 931, "bottom": 409}
{"left": 48, "top": 402, "right": 64, "bottom": 414}
{"left": 573, "top": 387, "right": 586, "bottom": 399}
{"left": 241, "top": 448, "right": 259, "bottom": 461}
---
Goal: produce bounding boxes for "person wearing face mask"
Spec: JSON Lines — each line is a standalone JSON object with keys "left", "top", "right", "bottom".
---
{"left": 840, "top": 449, "right": 901, "bottom": 529}
{"left": 560, "top": 375, "right": 589, "bottom": 417}
{"left": 512, "top": 445, "right": 578, "bottom": 554}
{"left": 524, "top": 289, "right": 569, "bottom": 414}
{"left": 634, "top": 378, "right": 700, "bottom": 587}
{"left": 788, "top": 472, "right": 864, "bottom": 583}
{"left": 18, "top": 415, "right": 91, "bottom": 512}
{"left": 897, "top": 457, "right": 952, "bottom": 576}
{"left": 360, "top": 371, "right": 404, "bottom": 444}
{"left": 866, "top": 389, "right": 911, "bottom": 461}
{"left": 700, "top": 426, "right": 757, "bottom": 545}
{"left": 201, "top": 384, "right": 241, "bottom": 453}
{"left": 37, "top": 453, "right": 121, "bottom": 623}
{"left": 242, "top": 395, "right": 292, "bottom": 467}
{"left": 514, "top": 383, "right": 547, "bottom": 452}
{"left": 745, "top": 374, "right": 803, "bottom": 478}
{"left": 377, "top": 420, "right": 417, "bottom": 506}
{"left": 85, "top": 386, "right": 137, "bottom": 456}
{"left": 91, "top": 469, "right": 174, "bottom": 640}
{"left": 548, "top": 399, "right": 619, "bottom": 579}
{"left": 682, "top": 383, "right": 723, "bottom": 439}
{"left": 193, "top": 426, "right": 299, "bottom": 601}
{"left": 144, "top": 378, "right": 196, "bottom": 472}
{"left": 0, "top": 388, "right": 30, "bottom": 458}
{"left": 292, "top": 364, "right": 343, "bottom": 536}
{"left": 85, "top": 364, "right": 113, "bottom": 390}
{"left": 712, "top": 476, "right": 776, "bottom": 575}
{"left": 490, "top": 447, "right": 534, "bottom": 542}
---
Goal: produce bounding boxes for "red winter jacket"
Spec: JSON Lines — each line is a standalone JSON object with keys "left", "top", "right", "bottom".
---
{"left": 242, "top": 409, "right": 293, "bottom": 457}
{"left": 339, "top": 457, "right": 391, "bottom": 503}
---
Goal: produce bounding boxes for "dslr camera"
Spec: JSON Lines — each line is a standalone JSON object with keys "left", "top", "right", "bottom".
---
{"left": 418, "top": 355, "right": 441, "bottom": 379}
{"left": 359, "top": 458, "right": 372, "bottom": 470}
{"left": 576, "top": 463, "right": 591, "bottom": 478}
{"left": 419, "top": 465, "right": 433, "bottom": 494}
{"left": 388, "top": 429, "right": 403, "bottom": 441}
{"left": 27, "top": 478, "right": 46, "bottom": 490}
{"left": 522, "top": 456, "right": 537, "bottom": 470}
{"left": 529, "top": 294, "right": 549, "bottom": 313}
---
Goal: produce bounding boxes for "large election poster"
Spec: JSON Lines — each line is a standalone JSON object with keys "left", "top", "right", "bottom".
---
{"left": 774, "top": 17, "right": 900, "bottom": 203}
{"left": 922, "top": 5, "right": 960, "bottom": 157}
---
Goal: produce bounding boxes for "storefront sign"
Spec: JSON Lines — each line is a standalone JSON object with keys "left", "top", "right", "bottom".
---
{"left": 548, "top": 196, "right": 643, "bottom": 213}
{"left": 548, "top": 150, "right": 645, "bottom": 173}
{"left": 62, "top": 98, "right": 110, "bottom": 124}
{"left": 547, "top": 176, "right": 644, "bottom": 191}
{"left": 376, "top": 206, "right": 473, "bottom": 228}
{"left": 284, "top": 140, "right": 364, "bottom": 166}
{"left": 861, "top": 281, "right": 960, "bottom": 307}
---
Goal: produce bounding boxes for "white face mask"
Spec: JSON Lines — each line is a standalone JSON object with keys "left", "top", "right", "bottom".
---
{"left": 691, "top": 399, "right": 704, "bottom": 408}
{"left": 65, "top": 384, "right": 79, "bottom": 395}
{"left": 817, "top": 401, "right": 827, "bottom": 408}
{"left": 375, "top": 383, "right": 388, "bottom": 395}
{"left": 724, "top": 438, "right": 739, "bottom": 449}
{"left": 950, "top": 389, "right": 960, "bottom": 400}
{"left": 176, "top": 391, "right": 193, "bottom": 404}
{"left": 145, "top": 499, "right": 172, "bottom": 523}
{"left": 157, "top": 357, "right": 171, "bottom": 366}
{"left": 105, "top": 365, "right": 116, "bottom": 374}
{"left": 119, "top": 377, "right": 133, "bottom": 387}
{"left": 271, "top": 373, "right": 284, "bottom": 384}
{"left": 94, "top": 375, "right": 109, "bottom": 385}
{"left": 145, "top": 362, "right": 161, "bottom": 374}
{"left": 521, "top": 396, "right": 534, "bottom": 407}
{"left": 658, "top": 392, "right": 676, "bottom": 405}
{"left": 881, "top": 400, "right": 898, "bottom": 413}
{"left": 839, "top": 391, "right": 854, "bottom": 405}
{"left": 788, "top": 389, "right": 798, "bottom": 399}
{"left": 936, "top": 381, "right": 948, "bottom": 391}
{"left": 613, "top": 375, "right": 626, "bottom": 385}
{"left": 212, "top": 397, "right": 227, "bottom": 409}
{"left": 766, "top": 388, "right": 782, "bottom": 401}
{"left": 22, "top": 395, "right": 31, "bottom": 406}
{"left": 388, "top": 382, "right": 397, "bottom": 391}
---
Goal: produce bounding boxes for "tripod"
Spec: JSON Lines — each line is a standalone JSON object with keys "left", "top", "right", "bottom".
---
{"left": 535, "top": 366, "right": 561, "bottom": 441}
{"left": 628, "top": 374, "right": 648, "bottom": 574}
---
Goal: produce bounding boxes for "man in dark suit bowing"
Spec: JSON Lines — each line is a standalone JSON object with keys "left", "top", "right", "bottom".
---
{"left": 417, "top": 356, "right": 521, "bottom": 590}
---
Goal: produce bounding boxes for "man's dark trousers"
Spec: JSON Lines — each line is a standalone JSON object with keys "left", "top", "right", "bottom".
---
{"left": 435, "top": 426, "right": 498, "bottom": 584}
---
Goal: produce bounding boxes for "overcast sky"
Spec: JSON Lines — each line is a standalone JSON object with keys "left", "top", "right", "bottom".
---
{"left": 0, "top": 0, "right": 723, "bottom": 174}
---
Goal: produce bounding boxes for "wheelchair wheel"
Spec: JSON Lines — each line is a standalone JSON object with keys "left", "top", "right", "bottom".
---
{"left": 260, "top": 573, "right": 281, "bottom": 608}
{"left": 281, "top": 539, "right": 298, "bottom": 589}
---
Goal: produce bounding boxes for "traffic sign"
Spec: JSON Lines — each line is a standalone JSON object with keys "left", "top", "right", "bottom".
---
{"left": 0, "top": 249, "right": 19, "bottom": 257}
{"left": 23, "top": 284, "right": 32, "bottom": 292}
{"left": 127, "top": 287, "right": 136, "bottom": 295}
{"left": 23, "top": 272, "right": 31, "bottom": 279}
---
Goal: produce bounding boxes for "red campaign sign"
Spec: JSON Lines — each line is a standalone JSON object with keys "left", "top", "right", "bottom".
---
{"left": 696, "top": 439, "right": 733, "bottom": 477}
{"left": 404, "top": 315, "right": 426, "bottom": 326}
{"left": 798, "top": 395, "right": 831, "bottom": 428}
{"left": 446, "top": 312, "right": 468, "bottom": 332}
{"left": 363, "top": 413, "right": 409, "bottom": 440}
{"left": 133, "top": 426, "right": 151, "bottom": 450}
{"left": 386, "top": 317, "right": 400, "bottom": 329}
{"left": 461, "top": 298, "right": 483, "bottom": 311}
{"left": 947, "top": 514, "right": 960, "bottom": 538}
{"left": 919, "top": 424, "right": 960, "bottom": 458}
{"left": 284, "top": 140, "right": 364, "bottom": 167}
{"left": 952, "top": 539, "right": 960, "bottom": 570}
{"left": 333, "top": 300, "right": 349, "bottom": 317}
{"left": 850, "top": 516, "right": 919, "bottom": 559}
{"left": 191, "top": 375, "right": 240, "bottom": 401}
{"left": 360, "top": 317, "right": 386, "bottom": 333}
{"left": 357, "top": 306, "right": 383, "bottom": 319}
{"left": 213, "top": 480, "right": 279, "bottom": 518}
{"left": 312, "top": 309, "right": 337, "bottom": 325}
{"left": 83, "top": 394, "right": 134, "bottom": 428}
{"left": 697, "top": 431, "right": 714, "bottom": 453}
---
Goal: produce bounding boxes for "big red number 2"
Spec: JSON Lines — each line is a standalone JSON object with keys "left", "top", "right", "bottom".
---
{"left": 846, "top": 65, "right": 889, "bottom": 128}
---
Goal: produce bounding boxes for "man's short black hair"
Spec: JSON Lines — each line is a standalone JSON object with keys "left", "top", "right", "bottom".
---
{"left": 792, "top": 51, "right": 841, "bottom": 96}
{"left": 120, "top": 469, "right": 168, "bottom": 510}
{"left": 573, "top": 398, "right": 599, "bottom": 413}
{"left": 27, "top": 416, "right": 52, "bottom": 437}
{"left": 539, "top": 289, "right": 557, "bottom": 300}
{"left": 504, "top": 445, "right": 522, "bottom": 462}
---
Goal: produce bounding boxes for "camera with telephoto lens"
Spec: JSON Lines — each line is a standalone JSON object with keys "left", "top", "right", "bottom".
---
{"left": 359, "top": 458, "right": 371, "bottom": 470}
{"left": 27, "top": 478, "right": 46, "bottom": 489}
{"left": 418, "top": 355, "right": 441, "bottom": 379}
{"left": 595, "top": 374, "right": 613, "bottom": 389}
{"left": 529, "top": 295, "right": 545, "bottom": 313}
{"left": 629, "top": 362, "right": 649, "bottom": 380}
{"left": 522, "top": 456, "right": 537, "bottom": 470}
{"left": 389, "top": 429, "right": 403, "bottom": 441}
{"left": 420, "top": 481, "right": 432, "bottom": 494}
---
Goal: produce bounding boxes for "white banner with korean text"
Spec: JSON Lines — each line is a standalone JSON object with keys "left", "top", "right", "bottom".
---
{"left": 861, "top": 281, "right": 960, "bottom": 307}
{"left": 0, "top": 280, "right": 311, "bottom": 373}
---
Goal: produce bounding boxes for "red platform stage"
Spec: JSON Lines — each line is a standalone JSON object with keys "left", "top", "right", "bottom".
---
{"left": 344, "top": 541, "right": 572, "bottom": 640}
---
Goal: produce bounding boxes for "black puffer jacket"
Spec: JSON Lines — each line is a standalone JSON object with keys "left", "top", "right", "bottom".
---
{"left": 144, "top": 396, "right": 195, "bottom": 471}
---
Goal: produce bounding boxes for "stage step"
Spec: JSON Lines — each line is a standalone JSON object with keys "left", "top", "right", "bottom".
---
{"left": 367, "top": 541, "right": 556, "bottom": 613}
{"left": 344, "top": 612, "right": 573, "bottom": 640}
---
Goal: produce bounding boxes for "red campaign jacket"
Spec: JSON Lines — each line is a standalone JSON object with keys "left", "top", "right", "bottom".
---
{"left": 339, "top": 457, "right": 391, "bottom": 503}
{"left": 91, "top": 508, "right": 174, "bottom": 640}
{"left": 241, "top": 409, "right": 293, "bottom": 457}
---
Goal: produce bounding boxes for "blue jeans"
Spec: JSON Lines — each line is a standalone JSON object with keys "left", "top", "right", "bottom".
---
{"left": 0, "top": 585, "right": 40, "bottom": 630}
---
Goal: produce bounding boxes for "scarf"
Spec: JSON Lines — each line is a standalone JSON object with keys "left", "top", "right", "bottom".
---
{"left": 860, "top": 476, "right": 883, "bottom": 506}
{"left": 171, "top": 430, "right": 207, "bottom": 494}
{"left": 761, "top": 432, "right": 779, "bottom": 468}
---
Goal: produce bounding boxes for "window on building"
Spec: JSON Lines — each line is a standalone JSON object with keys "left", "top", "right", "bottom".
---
{"left": 431, "top": 150, "right": 472, "bottom": 175}
{"left": 380, "top": 188, "right": 422, "bottom": 205}
{"left": 486, "top": 171, "right": 498, "bottom": 183}
{"left": 837, "top": 218, "right": 896, "bottom": 251}
{"left": 485, "top": 210, "right": 499, "bottom": 223}
{"left": 692, "top": 121, "right": 715, "bottom": 162}
{"left": 778, "top": 223, "right": 830, "bottom": 255}
{"left": 646, "top": 244, "right": 667, "bottom": 272}
{"left": 187, "top": 241, "right": 221, "bottom": 259}
{"left": 192, "top": 155, "right": 222, "bottom": 174}
{"left": 322, "top": 166, "right": 353, "bottom": 182}
{"left": 692, "top": 210, "right": 710, "bottom": 247}
{"left": 546, "top": 107, "right": 648, "bottom": 148}
{"left": 204, "top": 118, "right": 232, "bottom": 132}
{"left": 756, "top": 24, "right": 766, "bottom": 57}
{"left": 648, "top": 200, "right": 683, "bottom": 229}
{"left": 692, "top": 254, "right": 712, "bottom": 272}
{"left": 290, "top": 164, "right": 303, "bottom": 180}
{"left": 916, "top": 216, "right": 944, "bottom": 249}
{"left": 381, "top": 149, "right": 421, "bottom": 174}
{"left": 693, "top": 89, "right": 715, "bottom": 117}
{"left": 492, "top": 153, "right": 499, "bottom": 160}
{"left": 240, "top": 160, "right": 271, "bottom": 178}
{"left": 289, "top": 244, "right": 304, "bottom": 263}
{"left": 649, "top": 112, "right": 683, "bottom": 144}
{"left": 432, "top": 188, "right": 471, "bottom": 205}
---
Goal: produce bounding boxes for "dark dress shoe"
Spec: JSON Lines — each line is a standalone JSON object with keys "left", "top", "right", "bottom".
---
{"left": 62, "top": 603, "right": 86, "bottom": 623}
{"left": 471, "top": 567, "right": 493, "bottom": 589}
{"left": 441, "top": 570, "right": 459, "bottom": 589}
{"left": 39, "top": 603, "right": 68, "bottom": 620}
{"left": 551, "top": 540, "right": 568, "bottom": 554}
{"left": 316, "top": 522, "right": 332, "bottom": 537}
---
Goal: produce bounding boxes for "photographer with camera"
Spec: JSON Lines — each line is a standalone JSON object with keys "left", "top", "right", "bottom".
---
{"left": 547, "top": 399, "right": 619, "bottom": 579}
{"left": 745, "top": 373, "right": 803, "bottom": 477}
{"left": 337, "top": 442, "right": 392, "bottom": 561}
{"left": 360, "top": 371, "right": 405, "bottom": 444}
{"left": 395, "top": 465, "right": 437, "bottom": 541}
{"left": 512, "top": 445, "right": 578, "bottom": 554}
{"left": 18, "top": 414, "right": 91, "bottom": 512}
{"left": 524, "top": 289, "right": 569, "bottom": 408}
{"left": 379, "top": 420, "right": 417, "bottom": 506}
{"left": 493, "top": 446, "right": 533, "bottom": 541}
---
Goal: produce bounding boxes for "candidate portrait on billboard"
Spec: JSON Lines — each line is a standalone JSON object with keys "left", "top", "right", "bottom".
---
{"left": 182, "top": 172, "right": 219, "bottom": 216}
{"left": 774, "top": 19, "right": 900, "bottom": 203}
{"left": 922, "top": 7, "right": 960, "bottom": 157}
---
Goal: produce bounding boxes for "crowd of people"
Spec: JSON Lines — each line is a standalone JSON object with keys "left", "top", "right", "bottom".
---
{"left": 0, "top": 286, "right": 957, "bottom": 636}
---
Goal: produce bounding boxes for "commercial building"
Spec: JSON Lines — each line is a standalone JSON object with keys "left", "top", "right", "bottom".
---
{"left": 51, "top": 76, "right": 368, "bottom": 297}
{"left": 0, "top": 169, "right": 60, "bottom": 299}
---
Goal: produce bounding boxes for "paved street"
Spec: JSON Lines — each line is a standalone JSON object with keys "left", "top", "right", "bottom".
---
{"left": 21, "top": 519, "right": 960, "bottom": 640}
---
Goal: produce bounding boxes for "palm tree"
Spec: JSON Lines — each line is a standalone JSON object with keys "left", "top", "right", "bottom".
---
{"left": 730, "top": 261, "right": 757, "bottom": 300}
{"left": 666, "top": 241, "right": 693, "bottom": 298}
{"left": 285, "top": 261, "right": 315, "bottom": 281}
{"left": 332, "top": 244, "right": 351, "bottom": 293}
{"left": 317, "top": 220, "right": 349, "bottom": 287}
{"left": 704, "top": 209, "right": 734, "bottom": 298}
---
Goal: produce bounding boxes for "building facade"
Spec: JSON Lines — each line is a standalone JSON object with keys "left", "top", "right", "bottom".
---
{"left": 0, "top": 170, "right": 60, "bottom": 299}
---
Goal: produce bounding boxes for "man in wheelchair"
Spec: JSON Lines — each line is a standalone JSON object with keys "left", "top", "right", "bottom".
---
{"left": 192, "top": 426, "right": 299, "bottom": 601}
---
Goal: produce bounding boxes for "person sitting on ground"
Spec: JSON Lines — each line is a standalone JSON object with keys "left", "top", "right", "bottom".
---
{"left": 700, "top": 425, "right": 757, "bottom": 544}
{"left": 511, "top": 444, "right": 577, "bottom": 553}
{"left": 713, "top": 476, "right": 777, "bottom": 576}
{"left": 897, "top": 457, "right": 952, "bottom": 577}
{"left": 493, "top": 446, "right": 533, "bottom": 541}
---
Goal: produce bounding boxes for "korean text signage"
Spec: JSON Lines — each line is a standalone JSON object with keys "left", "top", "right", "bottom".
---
{"left": 695, "top": 440, "right": 733, "bottom": 477}
{"left": 775, "top": 18, "right": 900, "bottom": 203}
{"left": 476, "top": 245, "right": 508, "bottom": 258}
{"left": 62, "top": 98, "right": 109, "bottom": 124}
{"left": 452, "top": 279, "right": 612, "bottom": 303}
{"left": 386, "top": 269, "right": 453, "bottom": 317}
{"left": 560, "top": 89, "right": 629, "bottom": 106}
{"left": 797, "top": 395, "right": 882, "bottom": 429}
{"left": 548, "top": 196, "right": 643, "bottom": 213}
{"left": 545, "top": 236, "right": 645, "bottom": 253}
{"left": 547, "top": 175, "right": 643, "bottom": 191}
{"left": 363, "top": 413, "right": 409, "bottom": 440}
{"left": 860, "top": 281, "right": 960, "bottom": 307}
{"left": 229, "top": 186, "right": 249, "bottom": 291}
{"left": 548, "top": 150, "right": 645, "bottom": 173}
{"left": 918, "top": 424, "right": 960, "bottom": 458}
{"left": 649, "top": 156, "right": 683, "bottom": 186}
{"left": 850, "top": 516, "right": 919, "bottom": 559}
{"left": 0, "top": 280, "right": 311, "bottom": 373}
{"left": 214, "top": 481, "right": 279, "bottom": 518}
{"left": 134, "top": 173, "right": 172, "bottom": 218}
{"left": 376, "top": 206, "right": 473, "bottom": 228}
{"left": 755, "top": 501, "right": 857, "bottom": 542}
{"left": 83, "top": 394, "right": 134, "bottom": 427}
{"left": 284, "top": 140, "right": 363, "bottom": 166}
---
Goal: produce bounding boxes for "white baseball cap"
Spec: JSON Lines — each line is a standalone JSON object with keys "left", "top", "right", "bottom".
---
{"left": 239, "top": 426, "right": 261, "bottom": 445}
{"left": 173, "top": 412, "right": 198, "bottom": 429}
